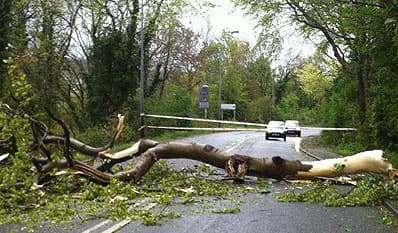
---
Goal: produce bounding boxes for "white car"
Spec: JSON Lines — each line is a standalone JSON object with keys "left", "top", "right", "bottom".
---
{"left": 266, "top": 121, "right": 286, "bottom": 141}
{"left": 285, "top": 120, "right": 301, "bottom": 137}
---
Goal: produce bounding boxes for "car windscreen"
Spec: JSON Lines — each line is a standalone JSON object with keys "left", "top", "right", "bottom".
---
{"left": 285, "top": 122, "right": 299, "bottom": 127}
{"left": 268, "top": 122, "right": 284, "bottom": 128}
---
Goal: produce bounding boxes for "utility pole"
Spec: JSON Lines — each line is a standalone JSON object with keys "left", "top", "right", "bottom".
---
{"left": 218, "top": 62, "right": 222, "bottom": 122}
{"left": 139, "top": 0, "right": 145, "bottom": 138}
{"left": 217, "top": 30, "right": 239, "bottom": 123}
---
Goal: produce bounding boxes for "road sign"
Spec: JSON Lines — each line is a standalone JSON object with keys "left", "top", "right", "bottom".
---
{"left": 221, "top": 104, "right": 236, "bottom": 120}
{"left": 221, "top": 104, "right": 236, "bottom": 110}
{"left": 199, "top": 85, "right": 209, "bottom": 109}
{"left": 199, "top": 102, "right": 209, "bottom": 109}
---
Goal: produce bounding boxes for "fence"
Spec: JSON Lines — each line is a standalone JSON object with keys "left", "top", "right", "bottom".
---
{"left": 140, "top": 113, "right": 357, "bottom": 132}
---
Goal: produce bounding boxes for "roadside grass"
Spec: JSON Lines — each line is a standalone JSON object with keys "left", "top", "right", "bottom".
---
{"left": 149, "top": 129, "right": 210, "bottom": 141}
{"left": 333, "top": 142, "right": 366, "bottom": 156}
{"left": 319, "top": 131, "right": 398, "bottom": 168}
{"left": 330, "top": 142, "right": 398, "bottom": 168}
{"left": 385, "top": 150, "right": 398, "bottom": 169}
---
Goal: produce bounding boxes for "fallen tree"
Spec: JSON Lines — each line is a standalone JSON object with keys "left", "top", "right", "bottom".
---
{"left": 0, "top": 105, "right": 395, "bottom": 188}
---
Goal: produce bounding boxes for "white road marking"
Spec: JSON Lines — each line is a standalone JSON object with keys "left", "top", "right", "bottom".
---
{"left": 100, "top": 219, "right": 131, "bottom": 233}
{"left": 81, "top": 220, "right": 112, "bottom": 233}
{"left": 225, "top": 136, "right": 252, "bottom": 153}
{"left": 294, "top": 137, "right": 302, "bottom": 153}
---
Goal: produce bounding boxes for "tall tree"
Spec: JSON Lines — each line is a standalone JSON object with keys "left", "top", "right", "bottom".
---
{"left": 1, "top": 0, "right": 83, "bottom": 121}
{"left": 0, "top": 0, "right": 12, "bottom": 98}
{"left": 295, "top": 62, "right": 333, "bottom": 107}
{"left": 148, "top": 22, "right": 202, "bottom": 97}
{"left": 235, "top": 0, "right": 398, "bottom": 146}
{"left": 244, "top": 56, "right": 274, "bottom": 122}
{"left": 84, "top": 0, "right": 189, "bottom": 124}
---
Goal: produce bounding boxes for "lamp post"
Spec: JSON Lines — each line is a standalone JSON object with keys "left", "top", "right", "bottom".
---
{"left": 139, "top": 0, "right": 145, "bottom": 138}
{"left": 218, "top": 30, "right": 239, "bottom": 122}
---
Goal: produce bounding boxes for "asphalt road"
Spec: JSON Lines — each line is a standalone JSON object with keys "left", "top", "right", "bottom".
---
{"left": 4, "top": 130, "right": 397, "bottom": 233}
{"left": 116, "top": 130, "right": 395, "bottom": 233}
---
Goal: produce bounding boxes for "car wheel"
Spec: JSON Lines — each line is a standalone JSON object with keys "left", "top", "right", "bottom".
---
{"left": 265, "top": 134, "right": 269, "bottom": 140}
{"left": 298, "top": 132, "right": 301, "bottom": 137}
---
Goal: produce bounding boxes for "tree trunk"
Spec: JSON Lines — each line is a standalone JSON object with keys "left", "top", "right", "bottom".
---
{"left": 357, "top": 53, "right": 368, "bottom": 128}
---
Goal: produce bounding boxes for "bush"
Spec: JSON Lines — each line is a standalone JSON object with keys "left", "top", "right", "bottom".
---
{"left": 385, "top": 150, "right": 398, "bottom": 169}
{"left": 75, "top": 123, "right": 137, "bottom": 147}
{"left": 319, "top": 131, "right": 365, "bottom": 156}
{"left": 144, "top": 84, "right": 193, "bottom": 137}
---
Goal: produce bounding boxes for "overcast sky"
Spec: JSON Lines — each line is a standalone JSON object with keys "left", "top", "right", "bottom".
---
{"left": 182, "top": 0, "right": 316, "bottom": 66}
{"left": 182, "top": 0, "right": 258, "bottom": 44}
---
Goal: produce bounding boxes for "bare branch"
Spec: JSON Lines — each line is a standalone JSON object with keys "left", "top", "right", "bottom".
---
{"left": 45, "top": 108, "right": 74, "bottom": 167}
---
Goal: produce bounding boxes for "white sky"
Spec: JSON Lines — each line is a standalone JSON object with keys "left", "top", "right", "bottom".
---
{"left": 182, "top": 0, "right": 316, "bottom": 67}
{"left": 182, "top": 0, "right": 258, "bottom": 45}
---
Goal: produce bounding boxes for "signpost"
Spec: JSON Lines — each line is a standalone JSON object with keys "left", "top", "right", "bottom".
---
{"left": 221, "top": 104, "right": 236, "bottom": 110}
{"left": 221, "top": 103, "right": 236, "bottom": 120}
{"left": 199, "top": 85, "right": 209, "bottom": 118}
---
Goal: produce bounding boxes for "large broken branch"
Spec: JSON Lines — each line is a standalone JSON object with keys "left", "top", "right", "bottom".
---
{"left": 110, "top": 142, "right": 314, "bottom": 182}
{"left": 1, "top": 107, "right": 395, "bottom": 186}
{"left": 36, "top": 139, "right": 395, "bottom": 185}
{"left": 297, "top": 150, "right": 393, "bottom": 178}
{"left": 42, "top": 114, "right": 126, "bottom": 157}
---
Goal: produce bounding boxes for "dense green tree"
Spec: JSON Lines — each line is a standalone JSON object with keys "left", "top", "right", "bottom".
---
{"left": 86, "top": 31, "right": 134, "bottom": 123}
{"left": 236, "top": 0, "right": 398, "bottom": 150}
{"left": 244, "top": 56, "right": 274, "bottom": 122}
{"left": 295, "top": 63, "right": 333, "bottom": 107}
{"left": 83, "top": 0, "right": 190, "bottom": 125}
{"left": 0, "top": 0, "right": 83, "bottom": 126}
{"left": 367, "top": 4, "right": 398, "bottom": 149}
{"left": 0, "top": 0, "right": 12, "bottom": 98}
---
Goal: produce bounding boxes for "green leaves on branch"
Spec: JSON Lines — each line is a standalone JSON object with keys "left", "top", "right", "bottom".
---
{"left": 0, "top": 160, "right": 253, "bottom": 228}
{"left": 276, "top": 175, "right": 398, "bottom": 207}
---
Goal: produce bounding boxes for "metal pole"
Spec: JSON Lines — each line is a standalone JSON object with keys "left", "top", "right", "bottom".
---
{"left": 139, "top": 0, "right": 145, "bottom": 138}
{"left": 218, "top": 61, "right": 222, "bottom": 126}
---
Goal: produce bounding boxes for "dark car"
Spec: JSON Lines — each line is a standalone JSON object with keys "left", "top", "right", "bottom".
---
{"left": 285, "top": 120, "right": 301, "bottom": 137}
{"left": 266, "top": 121, "right": 286, "bottom": 141}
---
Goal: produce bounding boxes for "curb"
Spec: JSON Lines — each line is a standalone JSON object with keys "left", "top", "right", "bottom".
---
{"left": 299, "top": 146, "right": 322, "bottom": 161}
{"left": 383, "top": 200, "right": 398, "bottom": 217}
{"left": 299, "top": 143, "right": 398, "bottom": 217}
